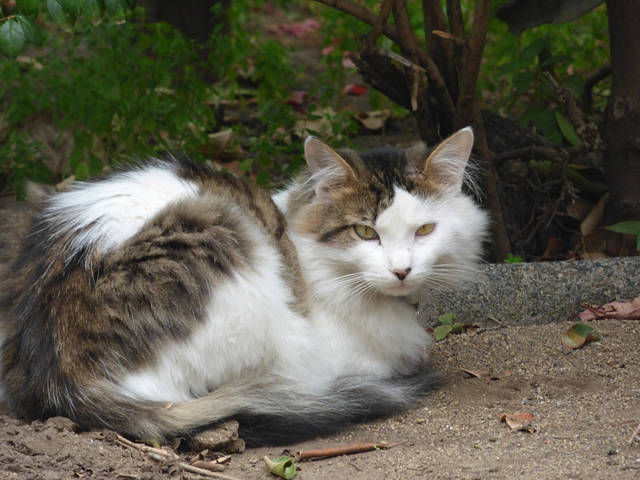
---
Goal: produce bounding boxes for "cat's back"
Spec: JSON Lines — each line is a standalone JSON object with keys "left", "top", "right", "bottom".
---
{"left": 0, "top": 156, "right": 307, "bottom": 417}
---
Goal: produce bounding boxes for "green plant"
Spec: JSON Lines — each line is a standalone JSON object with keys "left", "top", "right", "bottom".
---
{"left": 480, "top": 3, "right": 610, "bottom": 144}
{"left": 0, "top": 131, "right": 50, "bottom": 199}
{"left": 0, "top": 9, "right": 217, "bottom": 190}
{"left": 503, "top": 253, "right": 524, "bottom": 263}
{"left": 433, "top": 312, "right": 464, "bottom": 342}
{"left": 0, "top": 0, "right": 129, "bottom": 59}
{"left": 606, "top": 221, "right": 640, "bottom": 251}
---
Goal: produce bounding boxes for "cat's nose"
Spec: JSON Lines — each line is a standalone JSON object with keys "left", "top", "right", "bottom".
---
{"left": 393, "top": 268, "right": 412, "bottom": 280}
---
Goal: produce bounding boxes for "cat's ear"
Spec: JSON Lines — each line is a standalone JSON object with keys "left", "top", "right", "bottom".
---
{"left": 424, "top": 127, "right": 474, "bottom": 192}
{"left": 304, "top": 137, "right": 356, "bottom": 201}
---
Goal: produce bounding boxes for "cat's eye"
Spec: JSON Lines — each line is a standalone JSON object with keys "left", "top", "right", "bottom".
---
{"left": 353, "top": 225, "right": 379, "bottom": 240}
{"left": 416, "top": 223, "right": 436, "bottom": 236}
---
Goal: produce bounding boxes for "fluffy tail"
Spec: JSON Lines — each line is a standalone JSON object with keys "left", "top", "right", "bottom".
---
{"left": 75, "top": 370, "right": 437, "bottom": 446}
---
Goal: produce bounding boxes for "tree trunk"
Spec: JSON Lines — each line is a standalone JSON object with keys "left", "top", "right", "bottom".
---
{"left": 602, "top": 1, "right": 640, "bottom": 224}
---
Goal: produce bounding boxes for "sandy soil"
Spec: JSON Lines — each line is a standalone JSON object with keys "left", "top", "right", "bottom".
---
{"left": 1, "top": 317, "right": 639, "bottom": 480}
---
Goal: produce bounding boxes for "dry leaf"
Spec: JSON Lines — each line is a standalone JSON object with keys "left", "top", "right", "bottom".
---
{"left": 343, "top": 84, "right": 367, "bottom": 96}
{"left": 500, "top": 412, "right": 535, "bottom": 432}
{"left": 457, "top": 365, "right": 491, "bottom": 379}
{"left": 577, "top": 296, "right": 640, "bottom": 321}
{"left": 205, "top": 129, "right": 243, "bottom": 161}
{"left": 580, "top": 193, "right": 608, "bottom": 236}
{"left": 562, "top": 322, "right": 602, "bottom": 349}
{"left": 353, "top": 109, "right": 391, "bottom": 131}
{"left": 294, "top": 107, "right": 339, "bottom": 140}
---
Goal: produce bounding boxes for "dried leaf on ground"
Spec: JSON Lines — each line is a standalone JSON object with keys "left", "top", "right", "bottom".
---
{"left": 500, "top": 412, "right": 535, "bottom": 433}
{"left": 353, "top": 109, "right": 390, "bottom": 131}
{"left": 264, "top": 455, "right": 296, "bottom": 479}
{"left": 576, "top": 297, "right": 640, "bottom": 321}
{"left": 562, "top": 322, "right": 602, "bottom": 349}
{"left": 457, "top": 365, "right": 491, "bottom": 379}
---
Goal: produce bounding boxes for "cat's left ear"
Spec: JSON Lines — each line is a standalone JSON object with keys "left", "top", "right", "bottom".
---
{"left": 424, "top": 127, "right": 474, "bottom": 192}
{"left": 304, "top": 137, "right": 356, "bottom": 201}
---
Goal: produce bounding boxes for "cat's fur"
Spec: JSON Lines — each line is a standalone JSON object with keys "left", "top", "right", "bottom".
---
{"left": 0, "top": 128, "right": 488, "bottom": 445}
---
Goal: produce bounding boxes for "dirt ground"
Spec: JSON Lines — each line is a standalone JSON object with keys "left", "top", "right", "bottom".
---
{"left": 1, "top": 317, "right": 639, "bottom": 480}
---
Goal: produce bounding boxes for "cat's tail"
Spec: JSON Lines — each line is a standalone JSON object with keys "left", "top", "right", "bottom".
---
{"left": 77, "top": 370, "right": 436, "bottom": 446}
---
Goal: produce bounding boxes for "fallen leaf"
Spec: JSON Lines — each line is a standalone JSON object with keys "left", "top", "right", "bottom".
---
{"left": 500, "top": 412, "right": 535, "bottom": 432}
{"left": 264, "top": 455, "right": 296, "bottom": 479}
{"left": 457, "top": 365, "right": 491, "bottom": 378}
{"left": 562, "top": 322, "right": 602, "bottom": 349}
{"left": 204, "top": 129, "right": 243, "bottom": 161}
{"left": 343, "top": 84, "right": 367, "bottom": 96}
{"left": 353, "top": 109, "right": 391, "bottom": 131}
{"left": 294, "top": 107, "right": 340, "bottom": 140}
{"left": 580, "top": 193, "right": 608, "bottom": 236}
{"left": 577, "top": 297, "right": 640, "bottom": 321}
{"left": 342, "top": 51, "right": 357, "bottom": 68}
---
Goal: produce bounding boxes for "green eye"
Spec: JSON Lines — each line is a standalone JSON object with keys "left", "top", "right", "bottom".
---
{"left": 354, "top": 225, "right": 379, "bottom": 240}
{"left": 416, "top": 223, "right": 436, "bottom": 236}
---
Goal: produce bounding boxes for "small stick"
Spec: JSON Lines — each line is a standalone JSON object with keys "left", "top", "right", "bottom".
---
{"left": 115, "top": 434, "right": 178, "bottom": 461}
{"left": 487, "top": 316, "right": 504, "bottom": 325}
{"left": 114, "top": 435, "right": 242, "bottom": 480}
{"left": 177, "top": 462, "right": 242, "bottom": 480}
{"left": 629, "top": 423, "right": 640, "bottom": 445}
{"left": 296, "top": 441, "right": 405, "bottom": 462}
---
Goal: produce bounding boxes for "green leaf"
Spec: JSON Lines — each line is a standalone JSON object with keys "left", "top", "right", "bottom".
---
{"left": 438, "top": 312, "right": 457, "bottom": 325}
{"left": 74, "top": 161, "right": 90, "bottom": 181}
{"left": 47, "top": 0, "right": 76, "bottom": 33}
{"left": 605, "top": 221, "right": 640, "bottom": 236}
{"left": 16, "top": 15, "right": 44, "bottom": 46}
{"left": 513, "top": 71, "right": 534, "bottom": 94}
{"left": 450, "top": 323, "right": 464, "bottom": 335}
{"left": 105, "top": 0, "right": 128, "bottom": 24}
{"left": 0, "top": 19, "right": 26, "bottom": 59}
{"left": 562, "top": 322, "right": 601, "bottom": 349}
{"left": 83, "top": 0, "right": 106, "bottom": 26}
{"left": 58, "top": 0, "right": 83, "bottom": 17}
{"left": 555, "top": 111, "right": 582, "bottom": 147}
{"left": 434, "top": 324, "right": 452, "bottom": 342}
{"left": 16, "top": 0, "right": 40, "bottom": 16}
{"left": 264, "top": 456, "right": 296, "bottom": 479}
{"left": 606, "top": 221, "right": 640, "bottom": 251}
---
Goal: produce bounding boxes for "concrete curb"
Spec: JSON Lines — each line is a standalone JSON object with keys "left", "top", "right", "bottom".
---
{"left": 419, "top": 257, "right": 640, "bottom": 327}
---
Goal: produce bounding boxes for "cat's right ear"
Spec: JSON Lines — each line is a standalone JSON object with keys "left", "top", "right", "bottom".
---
{"left": 304, "top": 137, "right": 356, "bottom": 202}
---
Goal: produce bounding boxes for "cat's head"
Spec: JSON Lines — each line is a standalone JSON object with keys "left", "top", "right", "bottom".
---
{"left": 284, "top": 128, "right": 488, "bottom": 299}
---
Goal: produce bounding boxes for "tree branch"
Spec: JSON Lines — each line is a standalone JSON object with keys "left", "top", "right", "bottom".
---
{"left": 455, "top": 0, "right": 491, "bottom": 129}
{"left": 364, "top": 0, "right": 394, "bottom": 45}
{"left": 314, "top": 0, "right": 399, "bottom": 44}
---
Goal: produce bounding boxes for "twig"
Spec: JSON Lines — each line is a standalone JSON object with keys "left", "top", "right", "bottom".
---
{"left": 487, "top": 316, "right": 504, "bottom": 325}
{"left": 178, "top": 463, "right": 241, "bottom": 480}
{"left": 115, "top": 434, "right": 178, "bottom": 461}
{"left": 114, "top": 435, "right": 243, "bottom": 480}
{"left": 629, "top": 423, "right": 640, "bottom": 444}
{"left": 373, "top": 47, "right": 426, "bottom": 72}
{"left": 296, "top": 441, "right": 405, "bottom": 461}
{"left": 431, "top": 29, "right": 465, "bottom": 46}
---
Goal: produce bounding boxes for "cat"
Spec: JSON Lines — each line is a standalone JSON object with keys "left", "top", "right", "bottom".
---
{"left": 0, "top": 127, "right": 488, "bottom": 445}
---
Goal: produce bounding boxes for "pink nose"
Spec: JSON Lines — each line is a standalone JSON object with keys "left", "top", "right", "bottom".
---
{"left": 393, "top": 268, "right": 412, "bottom": 280}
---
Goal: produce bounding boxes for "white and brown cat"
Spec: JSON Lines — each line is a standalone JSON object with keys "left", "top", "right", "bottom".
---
{"left": 0, "top": 128, "right": 487, "bottom": 445}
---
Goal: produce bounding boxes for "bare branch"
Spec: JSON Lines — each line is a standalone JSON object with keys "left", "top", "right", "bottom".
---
{"left": 364, "top": 0, "right": 394, "bottom": 45}
{"left": 314, "top": 0, "right": 399, "bottom": 44}
{"left": 456, "top": 0, "right": 491, "bottom": 129}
